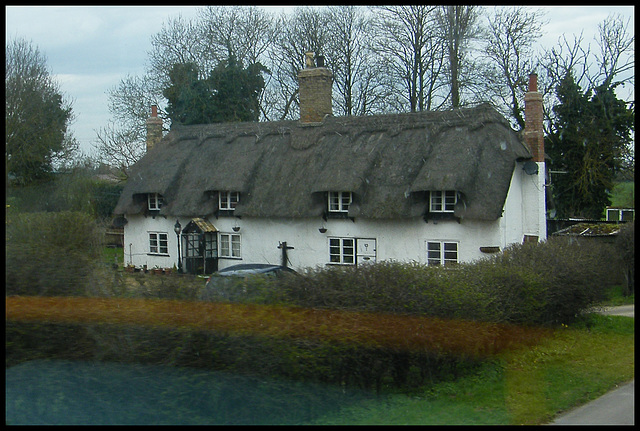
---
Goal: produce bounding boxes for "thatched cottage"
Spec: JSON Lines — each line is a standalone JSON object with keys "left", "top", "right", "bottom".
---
{"left": 114, "top": 54, "right": 547, "bottom": 274}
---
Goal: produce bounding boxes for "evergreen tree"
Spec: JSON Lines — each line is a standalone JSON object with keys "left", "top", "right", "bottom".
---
{"left": 163, "top": 56, "right": 267, "bottom": 126}
{"left": 546, "top": 75, "right": 634, "bottom": 219}
{"left": 163, "top": 63, "right": 216, "bottom": 125}
{"left": 6, "top": 38, "right": 75, "bottom": 185}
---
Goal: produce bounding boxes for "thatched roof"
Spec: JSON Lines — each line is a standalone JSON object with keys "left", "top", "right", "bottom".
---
{"left": 114, "top": 103, "right": 532, "bottom": 221}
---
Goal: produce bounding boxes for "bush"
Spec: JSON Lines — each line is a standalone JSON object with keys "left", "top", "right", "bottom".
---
{"left": 616, "top": 221, "right": 634, "bottom": 296}
{"left": 5, "top": 211, "right": 104, "bottom": 296}
{"left": 487, "top": 237, "right": 611, "bottom": 324}
{"left": 239, "top": 237, "right": 612, "bottom": 327}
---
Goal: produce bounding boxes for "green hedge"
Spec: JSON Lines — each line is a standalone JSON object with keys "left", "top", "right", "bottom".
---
{"left": 5, "top": 211, "right": 104, "bottom": 296}
{"left": 204, "top": 236, "right": 615, "bottom": 327}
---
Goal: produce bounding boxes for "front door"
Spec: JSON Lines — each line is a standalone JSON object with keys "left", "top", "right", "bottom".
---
{"left": 356, "top": 238, "right": 377, "bottom": 265}
{"left": 181, "top": 219, "right": 218, "bottom": 275}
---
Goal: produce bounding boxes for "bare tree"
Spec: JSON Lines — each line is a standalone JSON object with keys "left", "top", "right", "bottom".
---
{"left": 436, "top": 5, "right": 482, "bottom": 109}
{"left": 96, "top": 6, "right": 279, "bottom": 169}
{"left": 373, "top": 5, "right": 448, "bottom": 112}
{"left": 147, "top": 14, "right": 214, "bottom": 85}
{"left": 592, "top": 14, "right": 634, "bottom": 91}
{"left": 198, "top": 5, "right": 277, "bottom": 67}
{"left": 324, "top": 6, "right": 392, "bottom": 116}
{"left": 92, "top": 74, "right": 163, "bottom": 172}
{"left": 93, "top": 123, "right": 145, "bottom": 180}
{"left": 482, "top": 6, "right": 546, "bottom": 129}
{"left": 268, "top": 7, "right": 332, "bottom": 120}
{"left": 541, "top": 13, "right": 634, "bottom": 136}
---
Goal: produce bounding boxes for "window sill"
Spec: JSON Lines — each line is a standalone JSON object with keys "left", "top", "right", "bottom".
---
{"left": 327, "top": 211, "right": 349, "bottom": 217}
{"left": 216, "top": 210, "right": 237, "bottom": 218}
{"left": 424, "top": 212, "right": 460, "bottom": 223}
{"left": 147, "top": 253, "right": 170, "bottom": 257}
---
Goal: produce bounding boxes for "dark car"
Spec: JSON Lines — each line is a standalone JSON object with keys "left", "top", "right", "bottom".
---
{"left": 199, "top": 264, "right": 297, "bottom": 301}
{"left": 216, "top": 263, "right": 297, "bottom": 277}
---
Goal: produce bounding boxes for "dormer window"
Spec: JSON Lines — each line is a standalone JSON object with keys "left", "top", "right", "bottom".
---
{"left": 219, "top": 191, "right": 239, "bottom": 211}
{"left": 328, "top": 191, "right": 352, "bottom": 213}
{"left": 430, "top": 190, "right": 456, "bottom": 213}
{"left": 148, "top": 193, "right": 164, "bottom": 211}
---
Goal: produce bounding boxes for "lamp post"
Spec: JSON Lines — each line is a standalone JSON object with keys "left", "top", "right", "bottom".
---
{"left": 174, "top": 219, "right": 182, "bottom": 273}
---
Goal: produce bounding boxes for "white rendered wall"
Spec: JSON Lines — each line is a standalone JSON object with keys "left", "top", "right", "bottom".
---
{"left": 122, "top": 167, "right": 546, "bottom": 272}
{"left": 502, "top": 161, "right": 547, "bottom": 244}
{"left": 125, "top": 213, "right": 506, "bottom": 272}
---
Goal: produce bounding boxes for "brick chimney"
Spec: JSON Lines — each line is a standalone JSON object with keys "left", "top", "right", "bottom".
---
{"left": 524, "top": 74, "right": 544, "bottom": 162}
{"left": 297, "top": 52, "right": 333, "bottom": 123}
{"left": 146, "top": 105, "right": 163, "bottom": 152}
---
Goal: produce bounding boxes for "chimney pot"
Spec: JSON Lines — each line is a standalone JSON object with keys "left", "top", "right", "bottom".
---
{"left": 305, "top": 52, "right": 315, "bottom": 68}
{"left": 151, "top": 104, "right": 158, "bottom": 117}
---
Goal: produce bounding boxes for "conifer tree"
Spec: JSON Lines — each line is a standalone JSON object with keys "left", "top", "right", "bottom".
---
{"left": 163, "top": 56, "right": 267, "bottom": 126}
{"left": 546, "top": 75, "right": 634, "bottom": 219}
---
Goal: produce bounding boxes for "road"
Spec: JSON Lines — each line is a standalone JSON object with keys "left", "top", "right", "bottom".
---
{"left": 597, "top": 304, "right": 634, "bottom": 318}
{"left": 550, "top": 304, "right": 634, "bottom": 425}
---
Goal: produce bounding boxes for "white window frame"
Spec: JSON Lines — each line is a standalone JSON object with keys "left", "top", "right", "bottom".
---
{"left": 149, "top": 232, "right": 169, "bottom": 255}
{"left": 606, "top": 208, "right": 634, "bottom": 222}
{"left": 430, "top": 190, "right": 456, "bottom": 213}
{"left": 148, "top": 193, "right": 164, "bottom": 210}
{"left": 329, "top": 237, "right": 355, "bottom": 265}
{"left": 219, "top": 191, "right": 239, "bottom": 211}
{"left": 328, "top": 191, "right": 352, "bottom": 213}
{"left": 220, "top": 233, "right": 241, "bottom": 258}
{"left": 426, "top": 241, "right": 459, "bottom": 266}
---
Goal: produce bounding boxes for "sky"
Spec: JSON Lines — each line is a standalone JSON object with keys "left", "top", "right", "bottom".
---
{"left": 5, "top": 5, "right": 635, "bottom": 158}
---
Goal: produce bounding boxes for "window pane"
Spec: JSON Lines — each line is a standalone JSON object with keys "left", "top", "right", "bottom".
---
{"left": 205, "top": 234, "right": 217, "bottom": 258}
{"left": 220, "top": 235, "right": 230, "bottom": 257}
{"left": 444, "top": 242, "right": 457, "bottom": 251}
{"left": 431, "top": 191, "right": 442, "bottom": 212}
{"left": 341, "top": 192, "right": 351, "bottom": 211}
{"left": 329, "top": 192, "right": 340, "bottom": 211}
{"left": 231, "top": 235, "right": 241, "bottom": 257}
{"left": 149, "top": 233, "right": 158, "bottom": 253}
{"left": 444, "top": 191, "right": 456, "bottom": 211}
{"left": 427, "top": 242, "right": 441, "bottom": 265}
{"left": 159, "top": 234, "right": 168, "bottom": 254}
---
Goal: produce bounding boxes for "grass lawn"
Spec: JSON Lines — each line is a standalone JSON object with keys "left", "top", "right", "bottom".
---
{"left": 309, "top": 313, "right": 634, "bottom": 425}
{"left": 6, "top": 292, "right": 633, "bottom": 425}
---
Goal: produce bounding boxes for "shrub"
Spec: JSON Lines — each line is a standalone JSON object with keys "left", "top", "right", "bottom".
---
{"left": 5, "top": 211, "right": 104, "bottom": 296}
{"left": 245, "top": 237, "right": 611, "bottom": 326}
{"left": 616, "top": 221, "right": 634, "bottom": 296}
{"left": 487, "top": 237, "right": 611, "bottom": 324}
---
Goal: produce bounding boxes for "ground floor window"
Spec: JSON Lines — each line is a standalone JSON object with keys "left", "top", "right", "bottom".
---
{"left": 427, "top": 241, "right": 458, "bottom": 266}
{"left": 220, "top": 233, "right": 241, "bottom": 258}
{"left": 329, "top": 237, "right": 355, "bottom": 264}
{"left": 149, "top": 232, "right": 168, "bottom": 255}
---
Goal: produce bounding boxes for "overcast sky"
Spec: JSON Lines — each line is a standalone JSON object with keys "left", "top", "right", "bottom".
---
{"left": 5, "top": 5, "right": 635, "bottom": 158}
